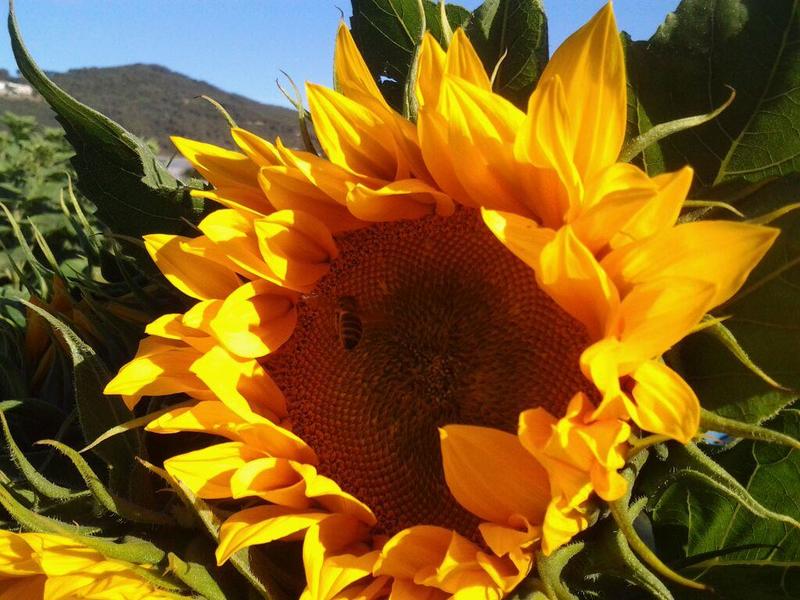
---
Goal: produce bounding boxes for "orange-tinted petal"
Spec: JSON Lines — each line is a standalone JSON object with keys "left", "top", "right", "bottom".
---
{"left": 439, "top": 425, "right": 549, "bottom": 526}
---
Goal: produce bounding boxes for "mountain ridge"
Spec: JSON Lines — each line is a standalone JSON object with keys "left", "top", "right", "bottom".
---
{"left": 0, "top": 63, "right": 300, "bottom": 151}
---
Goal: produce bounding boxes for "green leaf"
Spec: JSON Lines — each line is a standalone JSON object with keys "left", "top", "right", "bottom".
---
{"left": 350, "top": 0, "right": 471, "bottom": 111}
{"left": 8, "top": 0, "right": 204, "bottom": 239}
{"left": 625, "top": 0, "right": 800, "bottom": 186}
{"left": 17, "top": 300, "right": 142, "bottom": 488}
{"left": 674, "top": 176, "right": 800, "bottom": 423}
{"left": 647, "top": 409, "right": 800, "bottom": 598}
{"left": 465, "top": 0, "right": 548, "bottom": 107}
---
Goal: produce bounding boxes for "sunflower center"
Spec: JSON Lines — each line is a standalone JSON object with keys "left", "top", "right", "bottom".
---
{"left": 264, "top": 208, "right": 594, "bottom": 538}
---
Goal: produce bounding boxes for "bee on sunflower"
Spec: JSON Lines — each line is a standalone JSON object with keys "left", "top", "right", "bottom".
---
{"left": 100, "top": 4, "right": 777, "bottom": 599}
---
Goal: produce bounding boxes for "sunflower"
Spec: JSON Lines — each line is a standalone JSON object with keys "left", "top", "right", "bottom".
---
{"left": 105, "top": 4, "right": 777, "bottom": 598}
{"left": 0, "top": 530, "right": 180, "bottom": 599}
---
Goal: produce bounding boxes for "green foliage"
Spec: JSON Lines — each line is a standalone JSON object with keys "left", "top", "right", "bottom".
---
{"left": 350, "top": 0, "right": 547, "bottom": 112}
{"left": 350, "top": 0, "right": 471, "bottom": 111}
{"left": 465, "top": 0, "right": 548, "bottom": 107}
{"left": 675, "top": 177, "right": 800, "bottom": 424}
{"left": 625, "top": 0, "right": 800, "bottom": 187}
{"left": 646, "top": 411, "right": 800, "bottom": 599}
{"left": 0, "top": 112, "right": 93, "bottom": 288}
{"left": 8, "top": 3, "right": 205, "bottom": 241}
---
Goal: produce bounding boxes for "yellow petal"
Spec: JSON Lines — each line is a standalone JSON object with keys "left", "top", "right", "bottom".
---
{"left": 376, "top": 526, "right": 502, "bottom": 596}
{"left": 189, "top": 344, "right": 288, "bottom": 421}
{"left": 387, "top": 579, "right": 447, "bottom": 600}
{"left": 164, "top": 441, "right": 262, "bottom": 498}
{"left": 291, "top": 463, "right": 376, "bottom": 526}
{"left": 478, "top": 518, "right": 541, "bottom": 559}
{"left": 434, "top": 76, "right": 526, "bottom": 213}
{"left": 538, "top": 3, "right": 626, "bottom": 180}
{"left": 235, "top": 420, "right": 318, "bottom": 465}
{"left": 230, "top": 128, "right": 283, "bottom": 168}
{"left": 307, "top": 83, "right": 401, "bottom": 180}
{"left": 439, "top": 425, "right": 549, "bottom": 526}
{"left": 541, "top": 500, "right": 589, "bottom": 556}
{"left": 631, "top": 360, "right": 700, "bottom": 443}
{"left": 277, "top": 140, "right": 371, "bottom": 205}
{"left": 18, "top": 533, "right": 102, "bottom": 576}
{"left": 347, "top": 180, "right": 454, "bottom": 222}
{"left": 418, "top": 109, "right": 473, "bottom": 206}
{"left": 145, "top": 400, "right": 247, "bottom": 439}
{"left": 537, "top": 226, "right": 619, "bottom": 338}
{"left": 171, "top": 136, "right": 269, "bottom": 212}
{"left": 229, "top": 457, "right": 310, "bottom": 508}
{"left": 416, "top": 33, "right": 447, "bottom": 108}
{"left": 143, "top": 234, "right": 241, "bottom": 301}
{"left": 515, "top": 74, "right": 581, "bottom": 225}
{"left": 216, "top": 506, "right": 329, "bottom": 565}
{"left": 611, "top": 277, "right": 716, "bottom": 369}
{"left": 480, "top": 208, "right": 556, "bottom": 272}
{"left": 445, "top": 29, "right": 491, "bottom": 91}
{"left": 334, "top": 24, "right": 388, "bottom": 110}
{"left": 209, "top": 280, "right": 298, "bottom": 359}
{"left": 303, "top": 514, "right": 377, "bottom": 600}
{"left": 374, "top": 526, "right": 454, "bottom": 580}
{"left": 254, "top": 210, "right": 338, "bottom": 291}
{"left": 103, "top": 338, "right": 208, "bottom": 409}
{"left": 0, "top": 530, "right": 40, "bottom": 576}
{"left": 197, "top": 209, "right": 279, "bottom": 283}
{"left": 601, "top": 221, "right": 779, "bottom": 308}
{"left": 611, "top": 166, "right": 694, "bottom": 247}
{"left": 258, "top": 166, "right": 364, "bottom": 233}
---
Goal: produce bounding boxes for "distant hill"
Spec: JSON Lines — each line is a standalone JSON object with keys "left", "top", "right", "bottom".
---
{"left": 0, "top": 64, "right": 300, "bottom": 152}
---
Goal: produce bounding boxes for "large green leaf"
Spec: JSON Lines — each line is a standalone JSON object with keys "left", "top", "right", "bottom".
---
{"left": 465, "top": 0, "right": 548, "bottom": 107}
{"left": 350, "top": 0, "right": 471, "bottom": 111}
{"left": 625, "top": 0, "right": 800, "bottom": 186}
{"left": 646, "top": 410, "right": 800, "bottom": 599}
{"left": 674, "top": 177, "right": 800, "bottom": 423}
{"left": 8, "top": 1, "right": 204, "bottom": 239}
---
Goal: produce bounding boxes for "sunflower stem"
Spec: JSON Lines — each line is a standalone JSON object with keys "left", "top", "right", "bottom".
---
{"left": 402, "top": 0, "right": 426, "bottom": 121}
{"left": 699, "top": 408, "right": 800, "bottom": 451}
{"left": 439, "top": 0, "right": 453, "bottom": 47}
{"left": 609, "top": 497, "right": 710, "bottom": 592}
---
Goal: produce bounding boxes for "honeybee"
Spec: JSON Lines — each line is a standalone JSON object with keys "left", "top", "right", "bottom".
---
{"left": 336, "top": 296, "right": 363, "bottom": 351}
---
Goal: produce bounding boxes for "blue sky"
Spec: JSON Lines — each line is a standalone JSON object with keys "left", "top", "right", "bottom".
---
{"left": 2, "top": 1, "right": 679, "bottom": 107}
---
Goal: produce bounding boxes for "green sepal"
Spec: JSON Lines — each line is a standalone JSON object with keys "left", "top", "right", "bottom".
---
{"left": 168, "top": 552, "right": 228, "bottom": 600}
{"left": 36, "top": 439, "right": 174, "bottom": 526}
{"left": 535, "top": 544, "right": 583, "bottom": 600}
{"left": 137, "top": 459, "right": 288, "bottom": 600}
{"left": 0, "top": 411, "right": 87, "bottom": 502}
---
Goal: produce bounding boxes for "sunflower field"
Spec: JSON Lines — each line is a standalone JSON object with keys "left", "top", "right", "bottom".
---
{"left": 2, "top": 0, "right": 800, "bottom": 599}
